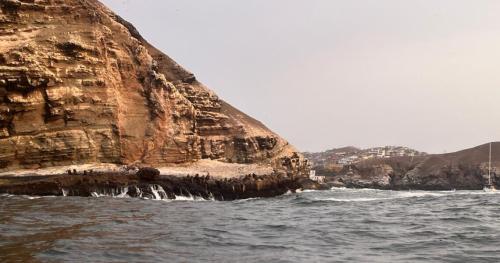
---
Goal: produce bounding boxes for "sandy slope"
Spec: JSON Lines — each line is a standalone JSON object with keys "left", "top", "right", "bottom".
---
{"left": 0, "top": 160, "right": 273, "bottom": 179}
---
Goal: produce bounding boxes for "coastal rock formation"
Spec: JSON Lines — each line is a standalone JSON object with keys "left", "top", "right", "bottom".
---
{"left": 0, "top": 0, "right": 305, "bottom": 174}
{"left": 0, "top": 170, "right": 303, "bottom": 201}
{"left": 328, "top": 143, "right": 500, "bottom": 190}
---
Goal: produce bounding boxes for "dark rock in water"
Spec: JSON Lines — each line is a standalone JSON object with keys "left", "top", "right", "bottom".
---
{"left": 0, "top": 172, "right": 310, "bottom": 201}
{"left": 137, "top": 167, "right": 160, "bottom": 181}
{"left": 297, "top": 178, "right": 330, "bottom": 190}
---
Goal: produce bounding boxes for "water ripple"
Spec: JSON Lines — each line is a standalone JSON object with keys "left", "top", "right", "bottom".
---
{"left": 2, "top": 189, "right": 500, "bottom": 262}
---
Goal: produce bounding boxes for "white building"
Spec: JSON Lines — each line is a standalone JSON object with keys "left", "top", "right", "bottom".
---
{"left": 309, "top": 170, "right": 326, "bottom": 183}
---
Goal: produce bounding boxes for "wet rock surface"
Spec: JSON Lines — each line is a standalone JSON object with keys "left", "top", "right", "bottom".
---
{"left": 0, "top": 171, "right": 305, "bottom": 201}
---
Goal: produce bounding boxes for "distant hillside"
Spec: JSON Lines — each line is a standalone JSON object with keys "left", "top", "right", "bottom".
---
{"left": 304, "top": 146, "right": 426, "bottom": 174}
{"left": 325, "top": 142, "right": 500, "bottom": 190}
{"left": 405, "top": 142, "right": 500, "bottom": 178}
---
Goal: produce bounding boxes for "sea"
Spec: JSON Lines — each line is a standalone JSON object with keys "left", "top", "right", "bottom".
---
{"left": 1, "top": 188, "right": 500, "bottom": 262}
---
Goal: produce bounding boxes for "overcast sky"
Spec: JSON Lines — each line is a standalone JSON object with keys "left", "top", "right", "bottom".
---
{"left": 101, "top": 0, "right": 500, "bottom": 153}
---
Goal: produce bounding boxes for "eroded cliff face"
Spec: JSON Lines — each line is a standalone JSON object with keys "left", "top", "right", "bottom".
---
{"left": 0, "top": 0, "right": 303, "bottom": 173}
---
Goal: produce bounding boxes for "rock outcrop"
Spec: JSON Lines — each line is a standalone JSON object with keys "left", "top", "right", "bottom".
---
{"left": 0, "top": 170, "right": 303, "bottom": 201}
{"left": 0, "top": 0, "right": 306, "bottom": 175}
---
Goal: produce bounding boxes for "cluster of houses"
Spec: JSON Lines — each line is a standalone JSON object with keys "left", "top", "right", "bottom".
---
{"left": 304, "top": 146, "right": 427, "bottom": 183}
{"left": 304, "top": 146, "right": 426, "bottom": 167}
{"left": 336, "top": 146, "right": 425, "bottom": 165}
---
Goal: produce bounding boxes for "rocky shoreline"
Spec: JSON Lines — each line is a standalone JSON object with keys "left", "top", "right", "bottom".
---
{"left": 329, "top": 174, "right": 496, "bottom": 191}
{"left": 326, "top": 161, "right": 498, "bottom": 191}
{"left": 0, "top": 168, "right": 321, "bottom": 201}
{"left": 308, "top": 143, "right": 500, "bottom": 191}
{"left": 324, "top": 162, "right": 498, "bottom": 191}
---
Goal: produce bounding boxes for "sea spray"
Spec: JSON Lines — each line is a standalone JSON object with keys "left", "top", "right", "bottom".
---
{"left": 150, "top": 185, "right": 168, "bottom": 200}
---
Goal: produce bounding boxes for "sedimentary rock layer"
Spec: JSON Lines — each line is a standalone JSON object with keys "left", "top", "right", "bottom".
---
{"left": 0, "top": 0, "right": 305, "bottom": 174}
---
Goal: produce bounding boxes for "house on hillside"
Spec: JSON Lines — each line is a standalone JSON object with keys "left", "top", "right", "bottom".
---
{"left": 309, "top": 170, "right": 326, "bottom": 183}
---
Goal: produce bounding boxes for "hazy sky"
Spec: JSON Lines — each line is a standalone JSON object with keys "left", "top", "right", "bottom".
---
{"left": 101, "top": 0, "right": 500, "bottom": 153}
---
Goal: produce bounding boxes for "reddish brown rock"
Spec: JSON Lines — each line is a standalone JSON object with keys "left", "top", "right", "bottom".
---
{"left": 0, "top": 0, "right": 307, "bottom": 175}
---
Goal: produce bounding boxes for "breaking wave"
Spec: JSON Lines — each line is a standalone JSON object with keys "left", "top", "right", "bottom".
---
{"left": 308, "top": 188, "right": 500, "bottom": 202}
{"left": 86, "top": 185, "right": 214, "bottom": 201}
{"left": 316, "top": 197, "right": 388, "bottom": 202}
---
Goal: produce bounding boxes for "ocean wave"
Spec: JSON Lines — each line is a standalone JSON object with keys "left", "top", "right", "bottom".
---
{"left": 311, "top": 191, "right": 460, "bottom": 202}
{"left": 395, "top": 192, "right": 447, "bottom": 198}
{"left": 0, "top": 194, "right": 46, "bottom": 200}
{"left": 314, "top": 197, "right": 390, "bottom": 202}
{"left": 327, "top": 188, "right": 500, "bottom": 198}
{"left": 23, "top": 195, "right": 43, "bottom": 200}
{"left": 232, "top": 197, "right": 262, "bottom": 203}
{"left": 173, "top": 195, "right": 214, "bottom": 201}
{"left": 330, "top": 187, "right": 383, "bottom": 192}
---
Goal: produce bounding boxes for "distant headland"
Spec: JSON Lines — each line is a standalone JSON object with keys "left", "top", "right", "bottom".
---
{"left": 304, "top": 143, "right": 499, "bottom": 190}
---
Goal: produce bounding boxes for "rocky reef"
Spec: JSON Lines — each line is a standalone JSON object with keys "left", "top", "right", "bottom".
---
{"left": 0, "top": 167, "right": 317, "bottom": 201}
{"left": 0, "top": 0, "right": 308, "bottom": 179}
{"left": 326, "top": 143, "right": 500, "bottom": 190}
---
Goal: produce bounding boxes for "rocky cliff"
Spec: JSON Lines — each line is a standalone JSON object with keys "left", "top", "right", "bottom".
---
{"left": 0, "top": 0, "right": 305, "bottom": 174}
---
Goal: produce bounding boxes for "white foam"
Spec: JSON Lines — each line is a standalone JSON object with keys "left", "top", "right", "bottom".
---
{"left": 316, "top": 197, "right": 388, "bottom": 202}
{"left": 330, "top": 187, "right": 382, "bottom": 192}
{"left": 314, "top": 189, "right": 462, "bottom": 202}
{"left": 173, "top": 193, "right": 214, "bottom": 201}
{"left": 90, "top": 187, "right": 131, "bottom": 198}
{"left": 91, "top": 192, "right": 105, "bottom": 198}
{"left": 23, "top": 195, "right": 42, "bottom": 200}
{"left": 174, "top": 195, "right": 197, "bottom": 201}
{"left": 312, "top": 188, "right": 500, "bottom": 203}
{"left": 150, "top": 185, "right": 163, "bottom": 200}
{"left": 233, "top": 197, "right": 261, "bottom": 202}
{"left": 115, "top": 187, "right": 129, "bottom": 198}
{"left": 453, "top": 190, "right": 500, "bottom": 196}
{"left": 1, "top": 194, "right": 47, "bottom": 199}
{"left": 395, "top": 191, "right": 446, "bottom": 198}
